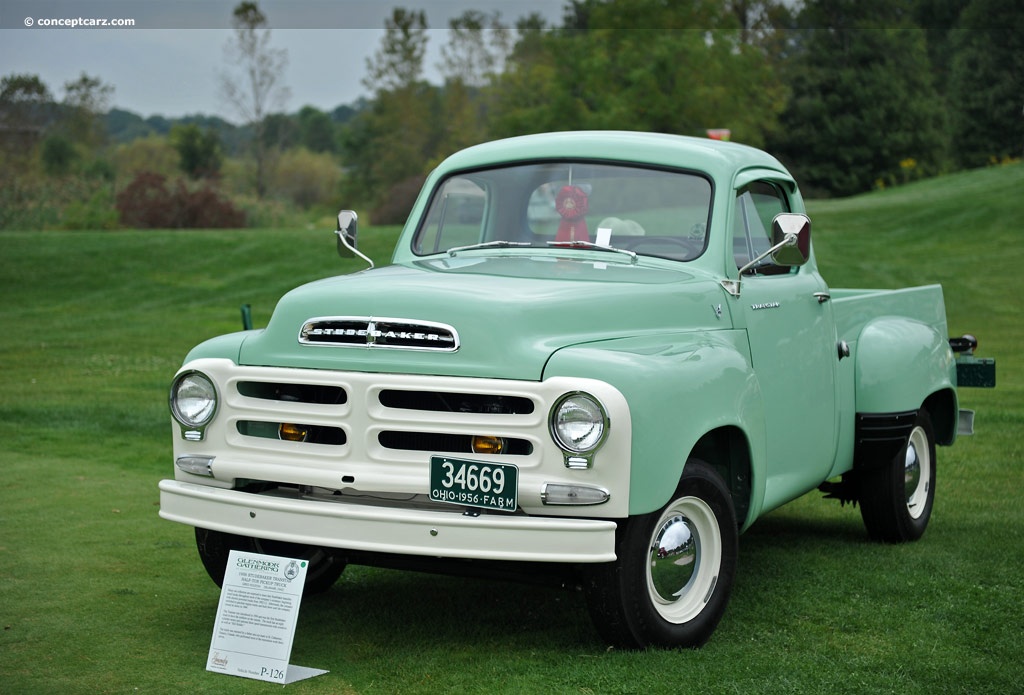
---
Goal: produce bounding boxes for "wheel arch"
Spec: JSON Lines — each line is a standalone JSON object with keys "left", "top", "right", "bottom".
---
{"left": 689, "top": 426, "right": 755, "bottom": 530}
{"left": 923, "top": 387, "right": 958, "bottom": 446}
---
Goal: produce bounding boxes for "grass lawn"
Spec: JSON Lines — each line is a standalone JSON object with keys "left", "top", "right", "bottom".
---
{"left": 1, "top": 164, "right": 1021, "bottom": 694}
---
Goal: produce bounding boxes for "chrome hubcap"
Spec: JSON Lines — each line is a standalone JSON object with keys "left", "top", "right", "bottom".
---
{"left": 646, "top": 496, "right": 721, "bottom": 623}
{"left": 904, "top": 425, "right": 931, "bottom": 520}
{"left": 650, "top": 515, "right": 697, "bottom": 601}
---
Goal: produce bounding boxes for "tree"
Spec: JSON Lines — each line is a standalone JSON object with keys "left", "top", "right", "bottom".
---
{"left": 439, "top": 10, "right": 511, "bottom": 88}
{"left": 219, "top": 1, "right": 290, "bottom": 197}
{"left": 297, "top": 105, "right": 336, "bottom": 153}
{"left": 0, "top": 73, "right": 53, "bottom": 131}
{"left": 491, "top": 1, "right": 787, "bottom": 146}
{"left": 770, "top": 0, "right": 947, "bottom": 195}
{"left": 61, "top": 72, "right": 114, "bottom": 150}
{"left": 488, "top": 15, "right": 562, "bottom": 137}
{"left": 0, "top": 73, "right": 54, "bottom": 165}
{"left": 170, "top": 123, "right": 223, "bottom": 179}
{"left": 363, "top": 9, "right": 428, "bottom": 93}
{"left": 40, "top": 135, "right": 77, "bottom": 175}
{"left": 947, "top": 0, "right": 1024, "bottom": 167}
{"left": 346, "top": 8, "right": 441, "bottom": 213}
{"left": 435, "top": 11, "right": 511, "bottom": 155}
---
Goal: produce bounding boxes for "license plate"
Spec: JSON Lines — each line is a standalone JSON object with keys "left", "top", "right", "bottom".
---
{"left": 429, "top": 456, "right": 518, "bottom": 512}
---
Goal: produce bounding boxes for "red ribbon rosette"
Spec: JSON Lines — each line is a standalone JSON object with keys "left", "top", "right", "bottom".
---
{"left": 554, "top": 185, "right": 590, "bottom": 242}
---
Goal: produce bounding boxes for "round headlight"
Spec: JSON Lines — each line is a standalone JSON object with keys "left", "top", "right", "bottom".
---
{"left": 550, "top": 392, "right": 607, "bottom": 453}
{"left": 170, "top": 371, "right": 218, "bottom": 428}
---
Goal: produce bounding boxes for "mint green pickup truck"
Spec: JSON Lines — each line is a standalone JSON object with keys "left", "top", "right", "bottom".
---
{"left": 159, "top": 131, "right": 995, "bottom": 648}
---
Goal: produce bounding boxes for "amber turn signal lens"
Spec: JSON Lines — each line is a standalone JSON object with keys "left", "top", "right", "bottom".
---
{"left": 278, "top": 423, "right": 309, "bottom": 442}
{"left": 471, "top": 435, "right": 506, "bottom": 455}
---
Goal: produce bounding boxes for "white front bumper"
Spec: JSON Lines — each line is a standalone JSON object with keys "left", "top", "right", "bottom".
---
{"left": 159, "top": 479, "right": 618, "bottom": 563}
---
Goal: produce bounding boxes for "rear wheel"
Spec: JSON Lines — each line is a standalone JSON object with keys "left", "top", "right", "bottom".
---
{"left": 858, "top": 410, "right": 936, "bottom": 543}
{"left": 194, "top": 528, "right": 346, "bottom": 594}
{"left": 582, "top": 460, "right": 738, "bottom": 648}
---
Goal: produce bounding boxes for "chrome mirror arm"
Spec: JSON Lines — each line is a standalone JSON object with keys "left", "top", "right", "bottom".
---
{"left": 720, "top": 233, "right": 798, "bottom": 298}
{"left": 335, "top": 230, "right": 375, "bottom": 269}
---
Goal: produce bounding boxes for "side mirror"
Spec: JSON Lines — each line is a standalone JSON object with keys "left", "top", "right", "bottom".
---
{"left": 724, "top": 212, "right": 812, "bottom": 297}
{"left": 336, "top": 210, "right": 358, "bottom": 257}
{"left": 769, "top": 213, "right": 811, "bottom": 267}
{"left": 335, "top": 209, "right": 374, "bottom": 269}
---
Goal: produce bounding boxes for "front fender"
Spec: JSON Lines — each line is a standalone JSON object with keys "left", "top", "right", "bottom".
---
{"left": 183, "top": 330, "right": 255, "bottom": 364}
{"left": 543, "top": 330, "right": 765, "bottom": 517}
{"left": 855, "top": 318, "right": 956, "bottom": 414}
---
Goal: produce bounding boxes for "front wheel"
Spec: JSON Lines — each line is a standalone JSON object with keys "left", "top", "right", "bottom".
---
{"left": 858, "top": 410, "right": 936, "bottom": 543}
{"left": 194, "top": 528, "right": 346, "bottom": 595}
{"left": 582, "top": 460, "right": 738, "bottom": 648}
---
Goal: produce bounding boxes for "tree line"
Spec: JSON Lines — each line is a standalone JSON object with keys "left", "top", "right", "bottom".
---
{"left": 0, "top": 0, "right": 1020, "bottom": 230}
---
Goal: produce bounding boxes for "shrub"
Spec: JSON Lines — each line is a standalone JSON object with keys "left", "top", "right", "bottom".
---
{"left": 116, "top": 172, "right": 176, "bottom": 228}
{"left": 267, "top": 147, "right": 342, "bottom": 209}
{"left": 115, "top": 172, "right": 246, "bottom": 229}
{"left": 62, "top": 185, "right": 119, "bottom": 229}
{"left": 176, "top": 182, "right": 246, "bottom": 228}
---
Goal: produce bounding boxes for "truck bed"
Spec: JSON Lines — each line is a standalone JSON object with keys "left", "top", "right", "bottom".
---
{"left": 830, "top": 285, "right": 949, "bottom": 342}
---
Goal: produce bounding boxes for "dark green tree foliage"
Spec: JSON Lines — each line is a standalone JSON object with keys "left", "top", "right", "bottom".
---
{"left": 260, "top": 112, "right": 298, "bottom": 150}
{"left": 170, "top": 123, "right": 223, "bottom": 179}
{"left": 298, "top": 106, "right": 336, "bottom": 153}
{"left": 40, "top": 135, "right": 77, "bottom": 175}
{"left": 948, "top": 0, "right": 1024, "bottom": 167}
{"left": 914, "top": 0, "right": 970, "bottom": 92}
{"left": 489, "top": 14, "right": 562, "bottom": 137}
{"left": 771, "top": 0, "right": 946, "bottom": 196}
{"left": 491, "top": 0, "right": 787, "bottom": 146}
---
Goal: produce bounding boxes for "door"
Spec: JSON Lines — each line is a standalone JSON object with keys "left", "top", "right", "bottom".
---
{"left": 733, "top": 183, "right": 838, "bottom": 510}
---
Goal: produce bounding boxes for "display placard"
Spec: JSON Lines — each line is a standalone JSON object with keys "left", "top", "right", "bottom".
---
{"left": 206, "top": 549, "right": 327, "bottom": 684}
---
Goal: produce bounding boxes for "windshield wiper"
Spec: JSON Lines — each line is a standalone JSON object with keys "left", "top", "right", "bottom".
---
{"left": 546, "top": 240, "right": 638, "bottom": 265}
{"left": 448, "top": 240, "right": 532, "bottom": 256}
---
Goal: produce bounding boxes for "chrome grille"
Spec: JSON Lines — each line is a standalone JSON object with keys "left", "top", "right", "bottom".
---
{"left": 298, "top": 316, "right": 459, "bottom": 351}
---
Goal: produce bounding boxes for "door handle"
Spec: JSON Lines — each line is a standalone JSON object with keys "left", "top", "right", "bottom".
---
{"left": 813, "top": 292, "right": 831, "bottom": 304}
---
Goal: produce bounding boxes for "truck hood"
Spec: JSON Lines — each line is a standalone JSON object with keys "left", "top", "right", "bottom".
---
{"left": 237, "top": 255, "right": 726, "bottom": 380}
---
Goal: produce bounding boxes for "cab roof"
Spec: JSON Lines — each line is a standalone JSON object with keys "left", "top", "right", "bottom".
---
{"left": 433, "top": 130, "right": 791, "bottom": 183}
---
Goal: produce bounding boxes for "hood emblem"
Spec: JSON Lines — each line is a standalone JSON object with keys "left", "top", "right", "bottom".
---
{"left": 299, "top": 316, "right": 460, "bottom": 352}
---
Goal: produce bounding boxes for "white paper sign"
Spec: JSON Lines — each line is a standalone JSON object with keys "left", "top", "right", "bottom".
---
{"left": 206, "top": 550, "right": 327, "bottom": 684}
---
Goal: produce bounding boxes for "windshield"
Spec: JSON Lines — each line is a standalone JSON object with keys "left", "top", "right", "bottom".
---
{"left": 412, "top": 161, "right": 713, "bottom": 262}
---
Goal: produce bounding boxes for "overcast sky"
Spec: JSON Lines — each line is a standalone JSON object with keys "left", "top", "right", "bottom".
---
{"left": 0, "top": 0, "right": 565, "bottom": 122}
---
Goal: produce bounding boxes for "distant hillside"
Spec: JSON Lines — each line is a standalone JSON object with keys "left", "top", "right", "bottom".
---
{"left": 808, "top": 161, "right": 1022, "bottom": 342}
{"left": 103, "top": 100, "right": 366, "bottom": 154}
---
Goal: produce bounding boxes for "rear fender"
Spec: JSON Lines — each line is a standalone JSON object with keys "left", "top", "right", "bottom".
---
{"left": 543, "top": 330, "right": 766, "bottom": 518}
{"left": 855, "top": 317, "right": 957, "bottom": 416}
